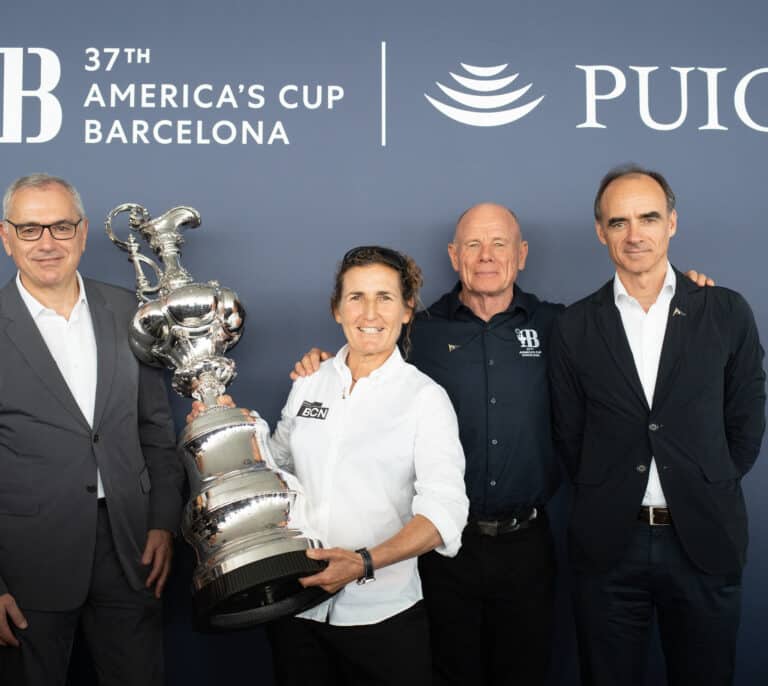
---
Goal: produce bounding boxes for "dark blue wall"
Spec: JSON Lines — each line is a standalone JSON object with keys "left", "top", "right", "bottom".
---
{"left": 3, "top": 1, "right": 766, "bottom": 683}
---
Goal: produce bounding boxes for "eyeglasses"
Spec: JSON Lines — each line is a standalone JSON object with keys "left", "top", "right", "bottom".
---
{"left": 3, "top": 217, "right": 82, "bottom": 241}
{"left": 342, "top": 245, "right": 406, "bottom": 271}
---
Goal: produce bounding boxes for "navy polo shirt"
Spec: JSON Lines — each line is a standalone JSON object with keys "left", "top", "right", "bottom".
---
{"left": 407, "top": 283, "right": 563, "bottom": 519}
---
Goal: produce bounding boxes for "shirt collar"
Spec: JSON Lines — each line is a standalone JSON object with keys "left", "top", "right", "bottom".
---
{"left": 15, "top": 271, "right": 89, "bottom": 320}
{"left": 447, "top": 281, "right": 532, "bottom": 319}
{"left": 332, "top": 343, "right": 405, "bottom": 384}
{"left": 613, "top": 262, "right": 676, "bottom": 307}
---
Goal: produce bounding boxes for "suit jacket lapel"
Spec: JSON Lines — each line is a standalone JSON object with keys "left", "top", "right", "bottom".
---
{"left": 85, "top": 280, "right": 117, "bottom": 431}
{"left": 592, "top": 280, "right": 650, "bottom": 411}
{"left": 0, "top": 279, "right": 90, "bottom": 429}
{"left": 651, "top": 269, "right": 691, "bottom": 411}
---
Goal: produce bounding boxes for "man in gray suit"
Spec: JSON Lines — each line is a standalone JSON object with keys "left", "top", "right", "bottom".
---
{"left": 0, "top": 174, "right": 184, "bottom": 686}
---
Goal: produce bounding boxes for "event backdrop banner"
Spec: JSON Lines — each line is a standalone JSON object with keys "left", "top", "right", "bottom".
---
{"left": 2, "top": 1, "right": 766, "bottom": 684}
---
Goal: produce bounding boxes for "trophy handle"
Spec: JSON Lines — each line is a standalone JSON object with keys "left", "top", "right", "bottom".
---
{"left": 105, "top": 203, "right": 164, "bottom": 302}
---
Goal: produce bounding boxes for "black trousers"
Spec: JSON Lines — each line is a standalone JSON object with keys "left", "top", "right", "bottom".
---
{"left": 0, "top": 502, "right": 163, "bottom": 686}
{"left": 267, "top": 602, "right": 431, "bottom": 686}
{"left": 572, "top": 521, "right": 742, "bottom": 686}
{"left": 419, "top": 511, "right": 556, "bottom": 686}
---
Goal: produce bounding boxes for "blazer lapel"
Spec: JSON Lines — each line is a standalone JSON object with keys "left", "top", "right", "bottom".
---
{"left": 0, "top": 280, "right": 90, "bottom": 429}
{"left": 592, "top": 280, "right": 650, "bottom": 411}
{"left": 651, "top": 269, "right": 691, "bottom": 410}
{"left": 85, "top": 280, "right": 117, "bottom": 431}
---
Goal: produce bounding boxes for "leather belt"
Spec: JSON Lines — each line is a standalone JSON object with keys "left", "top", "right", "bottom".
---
{"left": 467, "top": 508, "right": 539, "bottom": 537}
{"left": 638, "top": 506, "right": 671, "bottom": 526}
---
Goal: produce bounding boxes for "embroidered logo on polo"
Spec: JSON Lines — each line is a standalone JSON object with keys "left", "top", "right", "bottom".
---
{"left": 516, "top": 328, "right": 542, "bottom": 358}
{"left": 297, "top": 401, "right": 330, "bottom": 420}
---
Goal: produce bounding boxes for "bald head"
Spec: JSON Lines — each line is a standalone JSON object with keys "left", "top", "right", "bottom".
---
{"left": 448, "top": 202, "right": 528, "bottom": 308}
{"left": 454, "top": 203, "right": 521, "bottom": 244}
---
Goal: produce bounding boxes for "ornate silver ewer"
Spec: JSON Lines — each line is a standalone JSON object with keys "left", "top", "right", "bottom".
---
{"left": 106, "top": 203, "right": 329, "bottom": 630}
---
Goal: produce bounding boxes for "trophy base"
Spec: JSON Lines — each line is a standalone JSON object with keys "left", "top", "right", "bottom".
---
{"left": 193, "top": 550, "right": 332, "bottom": 631}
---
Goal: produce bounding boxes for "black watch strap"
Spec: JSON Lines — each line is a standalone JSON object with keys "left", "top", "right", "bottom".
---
{"left": 355, "top": 547, "right": 375, "bottom": 584}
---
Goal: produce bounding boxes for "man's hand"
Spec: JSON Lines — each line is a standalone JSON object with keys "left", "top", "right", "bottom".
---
{"left": 289, "top": 348, "right": 332, "bottom": 381}
{"left": 142, "top": 529, "right": 174, "bottom": 599}
{"left": 685, "top": 270, "right": 715, "bottom": 287}
{"left": 298, "top": 547, "right": 365, "bottom": 594}
{"left": 0, "top": 593, "right": 27, "bottom": 647}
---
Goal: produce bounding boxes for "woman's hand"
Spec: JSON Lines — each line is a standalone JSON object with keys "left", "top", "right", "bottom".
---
{"left": 185, "top": 394, "right": 236, "bottom": 424}
{"left": 299, "top": 547, "right": 365, "bottom": 594}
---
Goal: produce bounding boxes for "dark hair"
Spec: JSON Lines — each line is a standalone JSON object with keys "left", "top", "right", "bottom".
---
{"left": 331, "top": 245, "right": 423, "bottom": 358}
{"left": 593, "top": 164, "right": 675, "bottom": 221}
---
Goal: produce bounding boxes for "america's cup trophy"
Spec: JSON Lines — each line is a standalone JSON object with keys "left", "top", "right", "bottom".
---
{"left": 106, "top": 203, "right": 330, "bottom": 631}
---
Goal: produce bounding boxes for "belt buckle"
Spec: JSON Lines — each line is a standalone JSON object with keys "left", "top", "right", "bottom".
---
{"left": 647, "top": 506, "right": 667, "bottom": 526}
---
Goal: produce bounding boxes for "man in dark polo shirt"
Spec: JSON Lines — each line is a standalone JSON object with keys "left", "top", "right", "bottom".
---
{"left": 412, "top": 203, "right": 562, "bottom": 686}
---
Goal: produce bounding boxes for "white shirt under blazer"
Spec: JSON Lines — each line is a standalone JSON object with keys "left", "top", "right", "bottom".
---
{"left": 613, "top": 262, "right": 676, "bottom": 508}
{"left": 268, "top": 344, "right": 469, "bottom": 626}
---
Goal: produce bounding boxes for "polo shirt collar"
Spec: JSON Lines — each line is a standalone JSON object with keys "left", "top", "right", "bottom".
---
{"left": 447, "top": 281, "right": 532, "bottom": 319}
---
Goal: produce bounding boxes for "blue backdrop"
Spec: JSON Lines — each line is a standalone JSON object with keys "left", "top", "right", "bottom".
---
{"left": 2, "top": 1, "right": 766, "bottom": 683}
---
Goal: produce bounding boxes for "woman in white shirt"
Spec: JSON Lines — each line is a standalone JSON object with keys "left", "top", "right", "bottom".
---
{"left": 264, "top": 246, "right": 468, "bottom": 685}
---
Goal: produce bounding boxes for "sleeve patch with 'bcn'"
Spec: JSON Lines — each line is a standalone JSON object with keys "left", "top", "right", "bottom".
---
{"left": 297, "top": 401, "right": 330, "bottom": 420}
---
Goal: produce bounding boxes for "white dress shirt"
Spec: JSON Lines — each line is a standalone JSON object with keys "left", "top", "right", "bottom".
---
{"left": 16, "top": 271, "right": 102, "bottom": 497}
{"left": 613, "top": 262, "right": 676, "bottom": 508}
{"left": 268, "top": 344, "right": 469, "bottom": 626}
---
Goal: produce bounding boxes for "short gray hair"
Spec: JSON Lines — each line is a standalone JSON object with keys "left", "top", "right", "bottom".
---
{"left": 594, "top": 164, "right": 675, "bottom": 221}
{"left": 3, "top": 173, "right": 86, "bottom": 219}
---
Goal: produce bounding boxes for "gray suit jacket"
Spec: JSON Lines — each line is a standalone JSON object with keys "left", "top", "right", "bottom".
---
{"left": 0, "top": 277, "right": 184, "bottom": 611}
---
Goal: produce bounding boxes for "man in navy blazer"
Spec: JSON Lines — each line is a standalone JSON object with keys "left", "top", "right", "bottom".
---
{"left": 0, "top": 174, "right": 184, "bottom": 686}
{"left": 549, "top": 165, "right": 766, "bottom": 686}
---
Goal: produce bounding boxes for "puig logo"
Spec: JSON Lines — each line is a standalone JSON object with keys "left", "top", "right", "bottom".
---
{"left": 0, "top": 48, "right": 62, "bottom": 143}
{"left": 424, "top": 62, "right": 544, "bottom": 127}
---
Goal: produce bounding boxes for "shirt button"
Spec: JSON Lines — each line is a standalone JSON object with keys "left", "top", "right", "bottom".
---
{"left": 490, "top": 480, "right": 497, "bottom": 487}
{"left": 490, "top": 397, "right": 497, "bottom": 405}
{"left": 636, "top": 464, "right": 647, "bottom": 473}
{"left": 488, "top": 359, "right": 495, "bottom": 366}
{"left": 649, "top": 423, "right": 659, "bottom": 431}
{"left": 491, "top": 439, "right": 498, "bottom": 446}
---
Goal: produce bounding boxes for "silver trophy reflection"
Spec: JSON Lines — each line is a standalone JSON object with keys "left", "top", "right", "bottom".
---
{"left": 106, "top": 203, "right": 329, "bottom": 630}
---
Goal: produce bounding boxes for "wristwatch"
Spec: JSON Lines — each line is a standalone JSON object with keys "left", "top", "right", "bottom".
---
{"left": 355, "top": 547, "right": 375, "bottom": 585}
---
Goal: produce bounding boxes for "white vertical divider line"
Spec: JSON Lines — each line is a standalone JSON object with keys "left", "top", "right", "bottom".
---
{"left": 381, "top": 41, "right": 387, "bottom": 147}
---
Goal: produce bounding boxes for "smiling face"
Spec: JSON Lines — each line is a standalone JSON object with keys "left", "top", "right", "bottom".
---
{"left": 1, "top": 183, "right": 88, "bottom": 300}
{"left": 595, "top": 173, "right": 676, "bottom": 282}
{"left": 333, "top": 263, "right": 413, "bottom": 370}
{"left": 448, "top": 203, "right": 528, "bottom": 301}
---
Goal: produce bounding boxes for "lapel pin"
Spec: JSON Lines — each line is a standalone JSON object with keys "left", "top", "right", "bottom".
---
{"left": 672, "top": 307, "right": 686, "bottom": 317}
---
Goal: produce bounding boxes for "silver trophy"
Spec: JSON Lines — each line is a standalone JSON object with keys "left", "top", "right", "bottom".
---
{"left": 106, "top": 203, "right": 329, "bottom": 630}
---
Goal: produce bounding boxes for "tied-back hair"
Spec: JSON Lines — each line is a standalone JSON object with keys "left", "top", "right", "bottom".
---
{"left": 331, "top": 245, "right": 423, "bottom": 359}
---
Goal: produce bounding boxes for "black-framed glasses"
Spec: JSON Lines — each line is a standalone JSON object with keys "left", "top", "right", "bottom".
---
{"left": 3, "top": 217, "right": 82, "bottom": 241}
{"left": 342, "top": 245, "right": 406, "bottom": 271}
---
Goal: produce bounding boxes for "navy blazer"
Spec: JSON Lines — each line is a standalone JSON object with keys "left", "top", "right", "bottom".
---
{"left": 0, "top": 277, "right": 184, "bottom": 610}
{"left": 549, "top": 268, "right": 765, "bottom": 575}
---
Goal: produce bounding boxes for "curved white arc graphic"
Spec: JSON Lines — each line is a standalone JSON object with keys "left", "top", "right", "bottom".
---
{"left": 460, "top": 63, "right": 508, "bottom": 77}
{"left": 449, "top": 72, "right": 519, "bottom": 92}
{"left": 436, "top": 82, "right": 533, "bottom": 109}
{"left": 424, "top": 94, "right": 545, "bottom": 127}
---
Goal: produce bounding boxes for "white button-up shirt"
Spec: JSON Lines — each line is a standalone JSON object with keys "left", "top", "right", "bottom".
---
{"left": 613, "top": 262, "right": 676, "bottom": 507}
{"left": 268, "top": 344, "right": 468, "bottom": 626}
{"left": 16, "top": 271, "right": 102, "bottom": 497}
